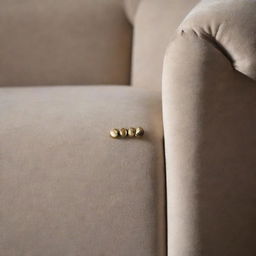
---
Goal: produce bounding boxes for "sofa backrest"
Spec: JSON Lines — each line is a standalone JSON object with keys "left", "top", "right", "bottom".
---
{"left": 130, "top": 0, "right": 199, "bottom": 90}
{"left": 0, "top": 0, "right": 132, "bottom": 86}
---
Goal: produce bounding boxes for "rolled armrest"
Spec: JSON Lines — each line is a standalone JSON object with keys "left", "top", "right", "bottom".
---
{"left": 163, "top": 0, "right": 256, "bottom": 255}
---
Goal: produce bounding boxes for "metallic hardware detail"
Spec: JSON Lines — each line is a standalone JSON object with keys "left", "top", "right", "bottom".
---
{"left": 135, "top": 127, "right": 144, "bottom": 137}
{"left": 119, "top": 128, "right": 128, "bottom": 137}
{"left": 110, "top": 127, "right": 144, "bottom": 139}
{"left": 128, "top": 127, "right": 136, "bottom": 137}
{"left": 110, "top": 128, "right": 120, "bottom": 138}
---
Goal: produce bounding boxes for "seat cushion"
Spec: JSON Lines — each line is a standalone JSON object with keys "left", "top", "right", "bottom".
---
{"left": 0, "top": 86, "right": 166, "bottom": 256}
{"left": 0, "top": 0, "right": 132, "bottom": 86}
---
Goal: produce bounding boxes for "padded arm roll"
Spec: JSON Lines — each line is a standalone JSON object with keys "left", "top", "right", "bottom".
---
{"left": 163, "top": 1, "right": 256, "bottom": 255}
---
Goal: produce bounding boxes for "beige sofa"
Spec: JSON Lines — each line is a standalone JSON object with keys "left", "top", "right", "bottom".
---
{"left": 1, "top": 0, "right": 256, "bottom": 255}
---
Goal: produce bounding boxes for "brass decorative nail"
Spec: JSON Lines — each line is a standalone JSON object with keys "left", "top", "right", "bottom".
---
{"left": 110, "top": 127, "right": 144, "bottom": 139}
{"left": 128, "top": 127, "right": 136, "bottom": 137}
{"left": 135, "top": 127, "right": 144, "bottom": 137}
{"left": 119, "top": 128, "right": 128, "bottom": 137}
{"left": 110, "top": 128, "right": 119, "bottom": 138}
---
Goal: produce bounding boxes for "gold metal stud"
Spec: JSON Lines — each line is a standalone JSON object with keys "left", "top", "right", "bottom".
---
{"left": 119, "top": 128, "right": 128, "bottom": 137}
{"left": 110, "top": 128, "right": 119, "bottom": 138}
{"left": 135, "top": 127, "right": 144, "bottom": 137}
{"left": 110, "top": 127, "right": 144, "bottom": 139}
{"left": 128, "top": 127, "right": 136, "bottom": 137}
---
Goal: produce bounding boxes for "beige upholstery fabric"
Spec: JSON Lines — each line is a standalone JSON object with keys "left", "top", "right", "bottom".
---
{"left": 163, "top": 1, "right": 256, "bottom": 255}
{"left": 0, "top": 0, "right": 132, "bottom": 86}
{"left": 2, "top": 0, "right": 256, "bottom": 255}
{"left": 131, "top": 0, "right": 198, "bottom": 90}
{"left": 124, "top": 0, "right": 141, "bottom": 24}
{"left": 0, "top": 86, "right": 166, "bottom": 256}
{"left": 181, "top": 0, "right": 256, "bottom": 80}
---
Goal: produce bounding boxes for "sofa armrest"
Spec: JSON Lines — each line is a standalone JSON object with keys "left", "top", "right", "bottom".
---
{"left": 162, "top": 0, "right": 256, "bottom": 255}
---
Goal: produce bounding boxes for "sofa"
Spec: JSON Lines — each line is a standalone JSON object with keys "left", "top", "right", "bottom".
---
{"left": 1, "top": 0, "right": 255, "bottom": 255}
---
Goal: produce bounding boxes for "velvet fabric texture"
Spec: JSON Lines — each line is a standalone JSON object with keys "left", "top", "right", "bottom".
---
{"left": 124, "top": 0, "right": 141, "bottom": 24}
{"left": 0, "top": 0, "right": 132, "bottom": 86}
{"left": 131, "top": 0, "right": 199, "bottom": 90}
{"left": 163, "top": 0, "right": 256, "bottom": 255}
{"left": 1, "top": 0, "right": 256, "bottom": 255}
{"left": 0, "top": 86, "right": 166, "bottom": 256}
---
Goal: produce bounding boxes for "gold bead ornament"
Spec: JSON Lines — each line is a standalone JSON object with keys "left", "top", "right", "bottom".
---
{"left": 109, "top": 128, "right": 119, "bottom": 138}
{"left": 119, "top": 128, "right": 128, "bottom": 137}
{"left": 128, "top": 127, "right": 136, "bottom": 137}
{"left": 135, "top": 127, "right": 144, "bottom": 137}
{"left": 110, "top": 127, "right": 144, "bottom": 139}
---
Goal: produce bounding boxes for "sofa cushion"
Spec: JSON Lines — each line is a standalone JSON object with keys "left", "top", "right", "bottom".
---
{"left": 0, "top": 0, "right": 132, "bottom": 86}
{"left": 0, "top": 86, "right": 166, "bottom": 256}
{"left": 132, "top": 0, "right": 198, "bottom": 90}
{"left": 124, "top": 0, "right": 141, "bottom": 24}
